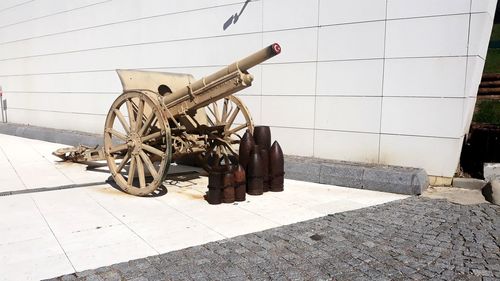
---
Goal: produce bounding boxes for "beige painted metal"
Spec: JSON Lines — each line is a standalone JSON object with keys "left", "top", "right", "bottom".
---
{"left": 60, "top": 44, "right": 281, "bottom": 196}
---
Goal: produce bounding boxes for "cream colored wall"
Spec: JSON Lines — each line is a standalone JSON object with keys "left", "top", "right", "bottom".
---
{"left": 0, "top": 0, "right": 497, "bottom": 177}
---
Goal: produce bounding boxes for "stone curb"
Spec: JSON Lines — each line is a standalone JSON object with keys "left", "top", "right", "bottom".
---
{"left": 0, "top": 123, "right": 429, "bottom": 195}
{"left": 285, "top": 155, "right": 428, "bottom": 195}
{"left": 0, "top": 123, "right": 102, "bottom": 147}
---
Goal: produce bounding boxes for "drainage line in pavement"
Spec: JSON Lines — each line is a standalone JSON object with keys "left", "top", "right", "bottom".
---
{"left": 0, "top": 180, "right": 110, "bottom": 196}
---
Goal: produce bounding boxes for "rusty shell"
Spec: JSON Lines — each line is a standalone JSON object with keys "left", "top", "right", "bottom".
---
{"left": 207, "top": 187, "right": 222, "bottom": 205}
{"left": 238, "top": 129, "right": 255, "bottom": 170}
{"left": 253, "top": 126, "right": 271, "bottom": 150}
{"left": 234, "top": 164, "right": 246, "bottom": 201}
{"left": 259, "top": 147, "right": 270, "bottom": 192}
{"left": 269, "top": 141, "right": 284, "bottom": 192}
{"left": 222, "top": 168, "right": 235, "bottom": 203}
{"left": 247, "top": 145, "right": 264, "bottom": 195}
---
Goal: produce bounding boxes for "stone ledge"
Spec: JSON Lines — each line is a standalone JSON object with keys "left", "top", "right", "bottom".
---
{"left": 0, "top": 123, "right": 102, "bottom": 147}
{"left": 285, "top": 155, "right": 428, "bottom": 195}
{"left": 0, "top": 123, "right": 429, "bottom": 195}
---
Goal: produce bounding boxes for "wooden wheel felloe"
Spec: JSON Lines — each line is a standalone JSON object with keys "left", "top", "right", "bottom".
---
{"left": 104, "top": 91, "right": 171, "bottom": 196}
{"left": 201, "top": 95, "right": 254, "bottom": 171}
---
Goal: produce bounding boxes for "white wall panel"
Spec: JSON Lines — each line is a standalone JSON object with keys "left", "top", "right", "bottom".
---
{"left": 0, "top": 0, "right": 248, "bottom": 44}
{"left": 0, "top": 34, "right": 263, "bottom": 76}
{"left": 0, "top": 71, "right": 121, "bottom": 93}
{"left": 468, "top": 13, "right": 494, "bottom": 58}
{"left": 472, "top": 0, "right": 498, "bottom": 16}
{"left": 261, "top": 96, "right": 315, "bottom": 129}
{"left": 0, "top": 0, "right": 105, "bottom": 27}
{"left": 462, "top": 97, "right": 477, "bottom": 134}
{"left": 381, "top": 97, "right": 464, "bottom": 138}
{"left": 315, "top": 97, "right": 381, "bottom": 133}
{"left": 262, "top": 28, "right": 317, "bottom": 63}
{"left": 314, "top": 130, "right": 379, "bottom": 163}
{"left": 261, "top": 63, "right": 316, "bottom": 95}
{"left": 465, "top": 56, "right": 485, "bottom": 97}
{"left": 318, "top": 21, "right": 385, "bottom": 61}
{"left": 7, "top": 92, "right": 117, "bottom": 115}
{"left": 384, "top": 57, "right": 467, "bottom": 97}
{"left": 379, "top": 134, "right": 463, "bottom": 176}
{"left": 319, "top": 0, "right": 386, "bottom": 25}
{"left": 7, "top": 109, "right": 106, "bottom": 134}
{"left": 0, "top": 0, "right": 31, "bottom": 11}
{"left": 316, "top": 60, "right": 383, "bottom": 96}
{"left": 387, "top": 0, "right": 470, "bottom": 19}
{"left": 263, "top": 0, "right": 318, "bottom": 31}
{"left": 0, "top": 2, "right": 263, "bottom": 60}
{"left": 386, "top": 15, "right": 469, "bottom": 58}
{"left": 269, "top": 127, "right": 314, "bottom": 157}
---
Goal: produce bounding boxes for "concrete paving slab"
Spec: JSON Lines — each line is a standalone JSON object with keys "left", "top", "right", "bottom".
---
{"left": 0, "top": 133, "right": 409, "bottom": 280}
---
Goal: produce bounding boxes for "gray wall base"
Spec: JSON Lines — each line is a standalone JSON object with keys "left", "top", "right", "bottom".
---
{"left": 285, "top": 155, "right": 429, "bottom": 195}
{"left": 0, "top": 123, "right": 102, "bottom": 147}
{"left": 0, "top": 123, "right": 428, "bottom": 195}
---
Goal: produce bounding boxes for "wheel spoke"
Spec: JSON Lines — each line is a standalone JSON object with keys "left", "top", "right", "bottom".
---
{"left": 214, "top": 102, "right": 223, "bottom": 124}
{"left": 136, "top": 98, "right": 144, "bottom": 132}
{"left": 141, "top": 131, "right": 163, "bottom": 142}
{"left": 106, "top": 128, "right": 127, "bottom": 141}
{"left": 126, "top": 100, "right": 136, "bottom": 133}
{"left": 127, "top": 156, "right": 136, "bottom": 186}
{"left": 226, "top": 107, "right": 240, "bottom": 128}
{"left": 109, "top": 143, "right": 128, "bottom": 154}
{"left": 142, "top": 144, "right": 165, "bottom": 157}
{"left": 221, "top": 98, "right": 229, "bottom": 123}
{"left": 139, "top": 150, "right": 159, "bottom": 178}
{"left": 136, "top": 155, "right": 146, "bottom": 189}
{"left": 207, "top": 105, "right": 220, "bottom": 124}
{"left": 227, "top": 123, "right": 247, "bottom": 135}
{"left": 138, "top": 112, "right": 155, "bottom": 136}
{"left": 115, "top": 151, "right": 131, "bottom": 174}
{"left": 114, "top": 109, "right": 130, "bottom": 134}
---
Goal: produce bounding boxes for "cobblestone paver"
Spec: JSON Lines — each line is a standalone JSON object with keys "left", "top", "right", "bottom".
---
{"left": 47, "top": 197, "right": 500, "bottom": 280}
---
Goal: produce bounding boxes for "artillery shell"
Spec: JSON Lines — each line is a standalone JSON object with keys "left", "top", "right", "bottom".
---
{"left": 222, "top": 166, "right": 235, "bottom": 204}
{"left": 247, "top": 145, "right": 264, "bottom": 195}
{"left": 253, "top": 126, "right": 271, "bottom": 150}
{"left": 207, "top": 167, "right": 224, "bottom": 204}
{"left": 259, "top": 147, "right": 270, "bottom": 192}
{"left": 239, "top": 129, "right": 255, "bottom": 170}
{"left": 269, "top": 141, "right": 284, "bottom": 192}
{"left": 233, "top": 164, "right": 246, "bottom": 201}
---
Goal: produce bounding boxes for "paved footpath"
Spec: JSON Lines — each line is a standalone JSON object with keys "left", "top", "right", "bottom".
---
{"left": 47, "top": 197, "right": 500, "bottom": 281}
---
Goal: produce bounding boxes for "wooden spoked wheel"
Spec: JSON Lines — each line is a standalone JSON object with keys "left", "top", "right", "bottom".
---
{"left": 201, "top": 95, "right": 254, "bottom": 171}
{"left": 104, "top": 91, "right": 171, "bottom": 196}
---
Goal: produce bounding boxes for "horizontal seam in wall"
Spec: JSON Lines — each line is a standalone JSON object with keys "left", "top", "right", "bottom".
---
{"left": 8, "top": 107, "right": 106, "bottom": 116}
{"left": 0, "top": 9, "right": 488, "bottom": 47}
{"left": 0, "top": 54, "right": 479, "bottom": 77}
{"left": 0, "top": 0, "right": 111, "bottom": 30}
{"left": 0, "top": 0, "right": 258, "bottom": 46}
{"left": 0, "top": 0, "right": 34, "bottom": 14}
{"left": 267, "top": 126, "right": 462, "bottom": 140}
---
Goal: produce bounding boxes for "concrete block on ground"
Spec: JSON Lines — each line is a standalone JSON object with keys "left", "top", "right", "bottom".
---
{"left": 0, "top": 122, "right": 102, "bottom": 147}
{"left": 452, "top": 177, "right": 486, "bottom": 190}
{"left": 284, "top": 156, "right": 321, "bottom": 183}
{"left": 363, "top": 166, "right": 428, "bottom": 195}
{"left": 482, "top": 180, "right": 500, "bottom": 206}
{"left": 484, "top": 163, "right": 500, "bottom": 182}
{"left": 319, "top": 163, "right": 364, "bottom": 189}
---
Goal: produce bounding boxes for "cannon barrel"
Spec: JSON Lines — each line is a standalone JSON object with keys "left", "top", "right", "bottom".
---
{"left": 162, "top": 43, "right": 281, "bottom": 107}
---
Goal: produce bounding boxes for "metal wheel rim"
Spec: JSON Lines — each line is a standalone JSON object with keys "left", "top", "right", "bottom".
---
{"left": 104, "top": 91, "right": 171, "bottom": 196}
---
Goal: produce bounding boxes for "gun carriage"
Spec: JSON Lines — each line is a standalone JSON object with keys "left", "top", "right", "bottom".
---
{"left": 98, "top": 43, "right": 281, "bottom": 196}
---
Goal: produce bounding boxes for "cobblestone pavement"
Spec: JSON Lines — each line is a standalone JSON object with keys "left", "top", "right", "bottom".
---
{"left": 47, "top": 197, "right": 500, "bottom": 281}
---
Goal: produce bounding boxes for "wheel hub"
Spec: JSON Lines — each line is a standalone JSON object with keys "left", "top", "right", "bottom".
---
{"left": 128, "top": 133, "right": 142, "bottom": 155}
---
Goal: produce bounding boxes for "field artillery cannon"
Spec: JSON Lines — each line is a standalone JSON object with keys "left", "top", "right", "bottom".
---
{"left": 97, "top": 43, "right": 282, "bottom": 196}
